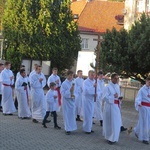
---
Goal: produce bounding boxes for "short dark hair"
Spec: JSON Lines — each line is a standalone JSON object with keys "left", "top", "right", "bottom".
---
{"left": 52, "top": 67, "right": 58, "bottom": 71}
{"left": 146, "top": 77, "right": 150, "bottom": 81}
{"left": 67, "top": 70, "right": 73, "bottom": 76}
{"left": 77, "top": 70, "right": 82, "bottom": 74}
{"left": 4, "top": 61, "right": 11, "bottom": 66}
{"left": 20, "top": 69, "right": 25, "bottom": 74}
{"left": 111, "top": 73, "right": 118, "bottom": 79}
{"left": 50, "top": 82, "right": 56, "bottom": 87}
{"left": 98, "top": 71, "right": 103, "bottom": 76}
{"left": 0, "top": 63, "right": 4, "bottom": 66}
{"left": 20, "top": 65, "right": 25, "bottom": 68}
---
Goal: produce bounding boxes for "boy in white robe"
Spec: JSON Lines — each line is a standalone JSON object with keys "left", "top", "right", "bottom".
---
{"left": 82, "top": 70, "right": 97, "bottom": 134}
{"left": 0, "top": 63, "right": 4, "bottom": 112}
{"left": 103, "top": 73, "right": 122, "bottom": 145}
{"left": 74, "top": 70, "right": 84, "bottom": 121}
{"left": 60, "top": 70, "right": 77, "bottom": 135}
{"left": 42, "top": 82, "right": 61, "bottom": 129}
{"left": 30, "top": 65, "right": 46, "bottom": 123}
{"left": 94, "top": 71, "right": 105, "bottom": 126}
{"left": 15, "top": 69, "right": 31, "bottom": 119}
{"left": 47, "top": 67, "right": 61, "bottom": 107}
{"left": 0, "top": 61, "right": 16, "bottom": 115}
{"left": 134, "top": 77, "right": 150, "bottom": 145}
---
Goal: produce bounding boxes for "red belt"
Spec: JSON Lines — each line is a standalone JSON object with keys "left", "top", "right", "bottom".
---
{"left": 141, "top": 101, "right": 150, "bottom": 107}
{"left": 3, "top": 83, "right": 11, "bottom": 86}
{"left": 114, "top": 100, "right": 119, "bottom": 104}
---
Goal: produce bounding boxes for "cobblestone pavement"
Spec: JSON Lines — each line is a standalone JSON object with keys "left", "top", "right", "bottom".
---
{"left": 0, "top": 99, "right": 150, "bottom": 150}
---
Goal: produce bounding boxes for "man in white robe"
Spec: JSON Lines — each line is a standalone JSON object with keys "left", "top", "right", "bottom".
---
{"left": 15, "top": 65, "right": 26, "bottom": 110}
{"left": 30, "top": 65, "right": 46, "bottom": 123}
{"left": 0, "top": 61, "right": 16, "bottom": 115}
{"left": 134, "top": 77, "right": 150, "bottom": 145}
{"left": 0, "top": 63, "right": 4, "bottom": 112}
{"left": 103, "top": 73, "right": 121, "bottom": 145}
{"left": 74, "top": 70, "right": 84, "bottom": 121}
{"left": 94, "top": 71, "right": 105, "bottom": 126}
{"left": 82, "top": 70, "right": 97, "bottom": 134}
{"left": 60, "top": 70, "right": 77, "bottom": 135}
{"left": 15, "top": 69, "right": 31, "bottom": 119}
{"left": 47, "top": 67, "right": 61, "bottom": 107}
{"left": 29, "top": 64, "right": 38, "bottom": 81}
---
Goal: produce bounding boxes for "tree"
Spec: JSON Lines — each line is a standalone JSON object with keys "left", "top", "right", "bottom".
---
{"left": 101, "top": 28, "right": 129, "bottom": 73}
{"left": 2, "top": 0, "right": 81, "bottom": 73}
{"left": 0, "top": 0, "right": 6, "bottom": 32}
{"left": 100, "top": 13, "right": 150, "bottom": 84}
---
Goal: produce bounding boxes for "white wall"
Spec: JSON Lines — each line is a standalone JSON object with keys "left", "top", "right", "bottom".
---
{"left": 80, "top": 33, "right": 98, "bottom": 51}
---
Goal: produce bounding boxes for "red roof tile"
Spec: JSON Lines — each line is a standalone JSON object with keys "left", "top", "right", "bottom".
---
{"left": 71, "top": 0, "right": 87, "bottom": 16}
{"left": 71, "top": 0, "right": 124, "bottom": 32}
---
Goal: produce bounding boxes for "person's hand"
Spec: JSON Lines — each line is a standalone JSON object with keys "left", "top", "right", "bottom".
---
{"left": 54, "top": 95, "right": 57, "bottom": 99}
{"left": 55, "top": 79, "right": 59, "bottom": 84}
{"left": 114, "top": 93, "right": 118, "bottom": 98}
{"left": 10, "top": 76, "right": 14, "bottom": 80}
{"left": 39, "top": 78, "right": 43, "bottom": 82}
{"left": 70, "top": 86, "right": 74, "bottom": 92}
{"left": 93, "top": 83, "right": 97, "bottom": 87}
{"left": 24, "top": 86, "right": 27, "bottom": 90}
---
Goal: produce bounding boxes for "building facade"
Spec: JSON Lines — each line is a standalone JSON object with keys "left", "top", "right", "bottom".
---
{"left": 124, "top": 0, "right": 150, "bottom": 30}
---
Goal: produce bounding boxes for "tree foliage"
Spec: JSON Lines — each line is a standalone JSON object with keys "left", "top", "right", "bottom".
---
{"left": 101, "top": 13, "right": 150, "bottom": 84}
{"left": 2, "top": 0, "right": 81, "bottom": 73}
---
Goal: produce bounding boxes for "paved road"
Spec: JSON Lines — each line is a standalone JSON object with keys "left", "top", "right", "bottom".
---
{"left": 0, "top": 100, "right": 150, "bottom": 150}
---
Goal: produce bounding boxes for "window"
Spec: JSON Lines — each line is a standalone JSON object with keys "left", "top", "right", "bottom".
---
{"left": 136, "top": 0, "right": 145, "bottom": 13}
{"left": 81, "top": 38, "right": 89, "bottom": 49}
{"left": 146, "top": 0, "right": 150, "bottom": 12}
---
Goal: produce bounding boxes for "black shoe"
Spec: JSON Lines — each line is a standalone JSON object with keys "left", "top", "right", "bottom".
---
{"left": 8, "top": 113, "right": 13, "bottom": 116}
{"left": 143, "top": 140, "right": 149, "bottom": 145}
{"left": 3, "top": 113, "right": 13, "bottom": 116}
{"left": 100, "top": 120, "right": 103, "bottom": 126}
{"left": 91, "top": 130, "right": 94, "bottom": 133}
{"left": 92, "top": 122, "right": 95, "bottom": 125}
{"left": 120, "top": 126, "right": 127, "bottom": 132}
{"left": 45, "top": 120, "right": 51, "bottom": 123}
{"left": 108, "top": 140, "right": 116, "bottom": 145}
{"left": 54, "top": 125, "right": 61, "bottom": 129}
{"left": 65, "top": 131, "right": 71, "bottom": 135}
{"left": 85, "top": 132, "right": 91, "bottom": 134}
{"left": 135, "top": 133, "right": 138, "bottom": 139}
{"left": 43, "top": 124, "right": 47, "bottom": 128}
{"left": 32, "top": 119, "right": 39, "bottom": 123}
{"left": 76, "top": 118, "right": 82, "bottom": 122}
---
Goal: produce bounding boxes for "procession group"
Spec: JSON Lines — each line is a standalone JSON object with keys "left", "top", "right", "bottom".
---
{"left": 0, "top": 61, "right": 150, "bottom": 145}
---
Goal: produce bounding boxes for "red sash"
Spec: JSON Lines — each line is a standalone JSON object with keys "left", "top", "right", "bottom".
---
{"left": 24, "top": 87, "right": 29, "bottom": 106}
{"left": 141, "top": 101, "right": 150, "bottom": 107}
{"left": 55, "top": 87, "right": 61, "bottom": 106}
{"left": 114, "top": 100, "right": 119, "bottom": 104}
{"left": 3, "top": 83, "right": 11, "bottom": 86}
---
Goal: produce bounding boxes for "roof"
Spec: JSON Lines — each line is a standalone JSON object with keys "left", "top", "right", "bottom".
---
{"left": 71, "top": 0, "right": 87, "bottom": 16}
{"left": 71, "top": 0, "right": 125, "bottom": 33}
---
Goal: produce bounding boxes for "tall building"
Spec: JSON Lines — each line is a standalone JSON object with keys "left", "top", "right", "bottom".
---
{"left": 124, "top": 0, "right": 150, "bottom": 30}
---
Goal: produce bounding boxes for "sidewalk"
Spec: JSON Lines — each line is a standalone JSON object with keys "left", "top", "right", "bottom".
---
{"left": 0, "top": 100, "right": 149, "bottom": 150}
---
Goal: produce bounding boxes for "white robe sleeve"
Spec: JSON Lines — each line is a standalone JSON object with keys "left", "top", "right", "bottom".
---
{"left": 15, "top": 79, "right": 24, "bottom": 93}
{"left": 60, "top": 82, "right": 71, "bottom": 99}
{"left": 135, "top": 89, "right": 142, "bottom": 111}
{"left": 83, "top": 81, "right": 95, "bottom": 95}
{"left": 103, "top": 86, "right": 115, "bottom": 104}
{"left": 41, "top": 74, "right": 46, "bottom": 88}
{"left": 30, "top": 74, "right": 40, "bottom": 88}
